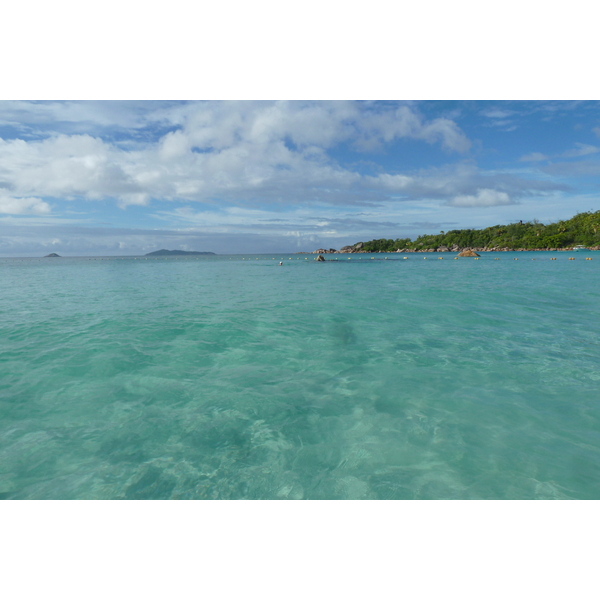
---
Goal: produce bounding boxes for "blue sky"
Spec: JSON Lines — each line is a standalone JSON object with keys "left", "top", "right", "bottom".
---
{"left": 1, "top": 100, "right": 599, "bottom": 256}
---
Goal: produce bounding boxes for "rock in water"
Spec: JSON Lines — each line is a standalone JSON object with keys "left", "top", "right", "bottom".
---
{"left": 457, "top": 249, "right": 480, "bottom": 257}
{"left": 315, "top": 254, "right": 326, "bottom": 261}
{"left": 44, "top": 253, "right": 61, "bottom": 257}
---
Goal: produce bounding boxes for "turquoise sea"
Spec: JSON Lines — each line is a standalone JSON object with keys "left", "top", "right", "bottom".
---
{"left": 1, "top": 252, "right": 599, "bottom": 499}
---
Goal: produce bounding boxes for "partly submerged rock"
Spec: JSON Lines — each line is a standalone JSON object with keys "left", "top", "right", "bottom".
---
{"left": 457, "top": 249, "right": 480, "bottom": 257}
{"left": 44, "top": 253, "right": 61, "bottom": 257}
{"left": 315, "top": 254, "right": 326, "bottom": 261}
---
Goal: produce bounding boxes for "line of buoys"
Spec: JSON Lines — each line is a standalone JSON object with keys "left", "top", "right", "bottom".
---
{"left": 230, "top": 254, "right": 594, "bottom": 263}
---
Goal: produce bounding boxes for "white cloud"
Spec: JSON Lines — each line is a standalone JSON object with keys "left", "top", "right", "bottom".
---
{"left": 561, "top": 143, "right": 599, "bottom": 158}
{"left": 0, "top": 192, "right": 50, "bottom": 215}
{"left": 593, "top": 127, "right": 600, "bottom": 139}
{"left": 519, "top": 152, "right": 549, "bottom": 162}
{"left": 480, "top": 108, "right": 516, "bottom": 119}
{"left": 520, "top": 143, "right": 599, "bottom": 163}
{"left": 0, "top": 101, "right": 474, "bottom": 210}
{"left": 447, "top": 189, "right": 514, "bottom": 208}
{"left": 0, "top": 100, "right": 568, "bottom": 240}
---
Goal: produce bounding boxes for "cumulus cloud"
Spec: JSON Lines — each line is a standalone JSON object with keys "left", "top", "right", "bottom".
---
{"left": 366, "top": 162, "right": 563, "bottom": 203}
{"left": 0, "top": 192, "right": 50, "bottom": 215}
{"left": 352, "top": 105, "right": 470, "bottom": 152}
{"left": 0, "top": 101, "right": 474, "bottom": 211}
{"left": 0, "top": 100, "right": 570, "bottom": 235}
{"left": 447, "top": 189, "right": 515, "bottom": 208}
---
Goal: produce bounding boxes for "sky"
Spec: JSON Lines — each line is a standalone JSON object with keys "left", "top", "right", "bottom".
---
{"left": 1, "top": 100, "right": 599, "bottom": 256}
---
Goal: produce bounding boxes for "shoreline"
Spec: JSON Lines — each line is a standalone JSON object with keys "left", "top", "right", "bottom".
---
{"left": 307, "top": 246, "right": 600, "bottom": 254}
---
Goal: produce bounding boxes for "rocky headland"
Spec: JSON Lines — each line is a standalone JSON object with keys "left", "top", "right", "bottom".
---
{"left": 307, "top": 243, "right": 598, "bottom": 254}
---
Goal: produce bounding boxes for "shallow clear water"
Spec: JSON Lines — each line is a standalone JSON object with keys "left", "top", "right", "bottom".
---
{"left": 1, "top": 252, "right": 599, "bottom": 499}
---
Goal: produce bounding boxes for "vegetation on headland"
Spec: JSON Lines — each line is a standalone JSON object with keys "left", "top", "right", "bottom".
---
{"left": 358, "top": 210, "right": 600, "bottom": 252}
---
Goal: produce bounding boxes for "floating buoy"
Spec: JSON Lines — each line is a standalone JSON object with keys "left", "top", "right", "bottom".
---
{"left": 514, "top": 258, "right": 518, "bottom": 260}
{"left": 404, "top": 257, "right": 408, "bottom": 260}
{"left": 454, "top": 257, "right": 458, "bottom": 260}
{"left": 371, "top": 257, "right": 375, "bottom": 259}
{"left": 424, "top": 257, "right": 427, "bottom": 260}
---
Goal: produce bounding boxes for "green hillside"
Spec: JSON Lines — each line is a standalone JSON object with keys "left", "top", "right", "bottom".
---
{"left": 359, "top": 210, "right": 600, "bottom": 252}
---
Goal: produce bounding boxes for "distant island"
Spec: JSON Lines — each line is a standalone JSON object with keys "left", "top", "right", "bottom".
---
{"left": 144, "top": 249, "right": 216, "bottom": 256}
{"left": 44, "top": 253, "right": 61, "bottom": 257}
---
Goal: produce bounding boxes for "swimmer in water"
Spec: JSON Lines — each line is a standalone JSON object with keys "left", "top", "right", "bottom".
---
{"left": 279, "top": 262, "right": 283, "bottom": 266}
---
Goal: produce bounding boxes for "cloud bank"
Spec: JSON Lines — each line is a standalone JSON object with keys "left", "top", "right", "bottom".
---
{"left": 0, "top": 100, "right": 597, "bottom": 255}
{"left": 0, "top": 101, "right": 477, "bottom": 213}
